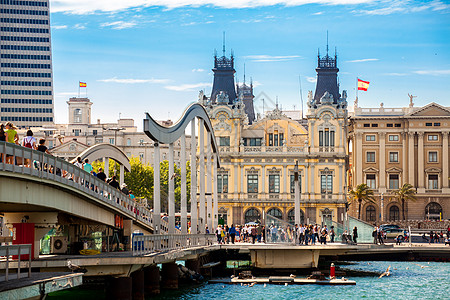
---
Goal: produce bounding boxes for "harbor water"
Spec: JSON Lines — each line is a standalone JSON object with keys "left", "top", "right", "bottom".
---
{"left": 48, "top": 261, "right": 450, "bottom": 299}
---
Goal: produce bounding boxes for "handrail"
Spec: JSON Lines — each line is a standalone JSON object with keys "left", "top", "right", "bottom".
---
{"left": 132, "top": 234, "right": 216, "bottom": 256}
{"left": 0, "top": 141, "right": 154, "bottom": 230}
{"left": 0, "top": 244, "right": 32, "bottom": 281}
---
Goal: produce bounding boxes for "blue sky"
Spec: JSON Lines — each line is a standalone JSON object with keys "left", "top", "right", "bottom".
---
{"left": 49, "top": 0, "right": 450, "bottom": 127}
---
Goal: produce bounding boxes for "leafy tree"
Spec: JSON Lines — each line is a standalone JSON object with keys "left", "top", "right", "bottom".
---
{"left": 391, "top": 183, "right": 416, "bottom": 221}
{"left": 349, "top": 183, "right": 375, "bottom": 220}
{"left": 124, "top": 157, "right": 154, "bottom": 201}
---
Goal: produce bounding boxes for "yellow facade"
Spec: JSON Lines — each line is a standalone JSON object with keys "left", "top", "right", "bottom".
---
{"left": 200, "top": 92, "right": 348, "bottom": 226}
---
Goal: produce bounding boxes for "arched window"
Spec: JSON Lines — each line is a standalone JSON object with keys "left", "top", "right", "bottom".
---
{"left": 244, "top": 208, "right": 261, "bottom": 224}
{"left": 218, "top": 207, "right": 228, "bottom": 225}
{"left": 366, "top": 205, "right": 376, "bottom": 222}
{"left": 267, "top": 208, "right": 282, "bottom": 219}
{"left": 389, "top": 205, "right": 400, "bottom": 221}
{"left": 287, "top": 209, "right": 304, "bottom": 225}
{"left": 425, "top": 202, "right": 442, "bottom": 220}
{"left": 74, "top": 108, "right": 82, "bottom": 123}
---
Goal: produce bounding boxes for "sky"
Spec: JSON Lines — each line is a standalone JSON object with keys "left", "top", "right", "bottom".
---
{"left": 49, "top": 0, "right": 450, "bottom": 128}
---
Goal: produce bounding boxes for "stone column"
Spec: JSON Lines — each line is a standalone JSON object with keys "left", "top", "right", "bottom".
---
{"left": 240, "top": 164, "right": 244, "bottom": 199}
{"left": 379, "top": 132, "right": 386, "bottom": 192}
{"left": 131, "top": 270, "right": 144, "bottom": 300}
{"left": 338, "top": 120, "right": 344, "bottom": 153}
{"left": 144, "top": 265, "right": 160, "bottom": 296}
{"left": 310, "top": 164, "right": 315, "bottom": 196}
{"left": 198, "top": 119, "right": 205, "bottom": 234}
{"left": 338, "top": 163, "right": 343, "bottom": 200}
{"left": 261, "top": 166, "right": 265, "bottom": 200}
{"left": 402, "top": 132, "right": 407, "bottom": 184}
{"left": 355, "top": 132, "right": 363, "bottom": 185}
{"left": 283, "top": 165, "right": 288, "bottom": 200}
{"left": 213, "top": 153, "right": 218, "bottom": 229}
{"left": 418, "top": 132, "right": 425, "bottom": 191}
{"left": 442, "top": 132, "right": 449, "bottom": 191}
{"left": 294, "top": 163, "right": 300, "bottom": 225}
{"left": 161, "top": 262, "right": 178, "bottom": 289}
{"left": 180, "top": 134, "right": 187, "bottom": 234}
{"left": 153, "top": 142, "right": 161, "bottom": 234}
{"left": 408, "top": 132, "right": 415, "bottom": 186}
{"left": 168, "top": 143, "right": 175, "bottom": 234}
{"left": 206, "top": 133, "right": 212, "bottom": 232}
{"left": 310, "top": 120, "right": 315, "bottom": 152}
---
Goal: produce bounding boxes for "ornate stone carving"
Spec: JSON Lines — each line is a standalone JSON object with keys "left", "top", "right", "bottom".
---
{"left": 320, "top": 91, "right": 334, "bottom": 105}
{"left": 216, "top": 91, "right": 229, "bottom": 105}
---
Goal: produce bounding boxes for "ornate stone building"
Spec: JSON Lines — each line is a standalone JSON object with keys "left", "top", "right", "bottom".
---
{"left": 201, "top": 47, "right": 348, "bottom": 226}
{"left": 348, "top": 102, "right": 450, "bottom": 222}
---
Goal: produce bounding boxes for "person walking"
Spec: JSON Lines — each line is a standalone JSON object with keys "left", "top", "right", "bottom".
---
{"left": 330, "top": 226, "right": 335, "bottom": 243}
{"left": 229, "top": 224, "right": 236, "bottom": 244}
{"left": 5, "top": 122, "right": 18, "bottom": 164}
{"left": 353, "top": 226, "right": 358, "bottom": 244}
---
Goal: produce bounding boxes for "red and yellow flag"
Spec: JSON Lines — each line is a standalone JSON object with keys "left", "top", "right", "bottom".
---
{"left": 79, "top": 82, "right": 87, "bottom": 88}
{"left": 357, "top": 78, "right": 369, "bottom": 91}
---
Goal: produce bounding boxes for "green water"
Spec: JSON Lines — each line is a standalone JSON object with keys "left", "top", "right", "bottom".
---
{"left": 48, "top": 261, "right": 450, "bottom": 299}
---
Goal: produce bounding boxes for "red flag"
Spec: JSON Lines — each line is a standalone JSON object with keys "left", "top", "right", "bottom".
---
{"left": 357, "top": 79, "right": 369, "bottom": 91}
{"left": 79, "top": 82, "right": 87, "bottom": 88}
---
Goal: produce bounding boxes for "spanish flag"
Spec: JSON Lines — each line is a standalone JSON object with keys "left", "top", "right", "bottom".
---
{"left": 79, "top": 82, "right": 87, "bottom": 88}
{"left": 357, "top": 78, "right": 369, "bottom": 91}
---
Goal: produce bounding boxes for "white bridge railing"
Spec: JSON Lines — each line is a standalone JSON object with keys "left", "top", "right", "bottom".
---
{"left": 132, "top": 234, "right": 216, "bottom": 256}
{"left": 0, "top": 244, "right": 32, "bottom": 281}
{"left": 0, "top": 141, "right": 153, "bottom": 229}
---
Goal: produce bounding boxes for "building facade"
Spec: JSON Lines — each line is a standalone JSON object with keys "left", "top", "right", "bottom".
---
{"left": 348, "top": 102, "right": 450, "bottom": 222}
{"left": 0, "top": 0, "right": 54, "bottom": 127}
{"left": 201, "top": 47, "right": 348, "bottom": 226}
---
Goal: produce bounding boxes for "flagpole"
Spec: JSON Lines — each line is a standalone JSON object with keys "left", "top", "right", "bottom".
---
{"left": 78, "top": 82, "right": 80, "bottom": 98}
{"left": 356, "top": 77, "right": 358, "bottom": 104}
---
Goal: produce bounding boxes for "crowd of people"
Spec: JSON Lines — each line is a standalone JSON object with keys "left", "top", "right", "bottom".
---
{"left": 210, "top": 223, "right": 347, "bottom": 245}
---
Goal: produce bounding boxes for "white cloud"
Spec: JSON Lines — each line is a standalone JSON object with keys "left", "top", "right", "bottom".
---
{"left": 192, "top": 68, "right": 205, "bottom": 72}
{"left": 306, "top": 76, "right": 317, "bottom": 83}
{"left": 98, "top": 77, "right": 170, "bottom": 84}
{"left": 244, "top": 55, "right": 301, "bottom": 62}
{"left": 164, "top": 82, "right": 211, "bottom": 91}
{"left": 101, "top": 21, "right": 138, "bottom": 30}
{"left": 312, "top": 11, "right": 323, "bottom": 15}
{"left": 346, "top": 58, "right": 379, "bottom": 63}
{"left": 49, "top": 0, "right": 377, "bottom": 15}
{"left": 353, "top": 0, "right": 450, "bottom": 15}
{"left": 414, "top": 70, "right": 450, "bottom": 76}
{"left": 52, "top": 25, "right": 68, "bottom": 29}
{"left": 384, "top": 72, "right": 407, "bottom": 76}
{"left": 73, "top": 23, "right": 86, "bottom": 30}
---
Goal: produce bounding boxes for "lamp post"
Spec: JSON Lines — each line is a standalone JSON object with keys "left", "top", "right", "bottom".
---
{"left": 139, "top": 141, "right": 151, "bottom": 165}
{"left": 106, "top": 127, "right": 125, "bottom": 146}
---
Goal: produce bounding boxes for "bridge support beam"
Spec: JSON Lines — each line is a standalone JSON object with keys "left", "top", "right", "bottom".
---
{"left": 119, "top": 164, "right": 125, "bottom": 187}
{"left": 161, "top": 262, "right": 178, "bottom": 290}
{"left": 198, "top": 119, "right": 205, "bottom": 234}
{"left": 107, "top": 276, "right": 132, "bottom": 300}
{"left": 131, "top": 270, "right": 144, "bottom": 300}
{"left": 206, "top": 133, "right": 212, "bottom": 232}
{"left": 185, "top": 258, "right": 200, "bottom": 273}
{"left": 190, "top": 120, "right": 198, "bottom": 234}
{"left": 168, "top": 143, "right": 175, "bottom": 234}
{"left": 104, "top": 157, "right": 109, "bottom": 177}
{"left": 144, "top": 265, "right": 160, "bottom": 296}
{"left": 153, "top": 142, "right": 161, "bottom": 234}
{"left": 180, "top": 133, "right": 187, "bottom": 234}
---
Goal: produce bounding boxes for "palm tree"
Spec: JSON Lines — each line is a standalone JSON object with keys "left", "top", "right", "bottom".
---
{"left": 391, "top": 183, "right": 416, "bottom": 221}
{"left": 349, "top": 183, "right": 375, "bottom": 220}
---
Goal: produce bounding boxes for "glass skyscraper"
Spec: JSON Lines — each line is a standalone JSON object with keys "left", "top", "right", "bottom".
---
{"left": 0, "top": 0, "right": 54, "bottom": 127}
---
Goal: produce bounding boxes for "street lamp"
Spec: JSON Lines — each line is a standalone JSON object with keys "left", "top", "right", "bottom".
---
{"left": 139, "top": 140, "right": 151, "bottom": 164}
{"left": 106, "top": 127, "right": 125, "bottom": 146}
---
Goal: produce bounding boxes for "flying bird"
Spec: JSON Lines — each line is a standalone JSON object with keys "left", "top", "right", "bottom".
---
{"left": 379, "top": 265, "right": 391, "bottom": 278}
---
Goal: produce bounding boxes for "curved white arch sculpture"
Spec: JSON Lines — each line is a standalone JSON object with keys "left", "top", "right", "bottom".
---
{"left": 143, "top": 102, "right": 220, "bottom": 235}
{"left": 70, "top": 143, "right": 131, "bottom": 172}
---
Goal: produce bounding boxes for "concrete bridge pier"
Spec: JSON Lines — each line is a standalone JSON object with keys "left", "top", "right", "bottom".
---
{"left": 185, "top": 258, "right": 200, "bottom": 273}
{"left": 144, "top": 265, "right": 160, "bottom": 295}
{"left": 131, "top": 270, "right": 144, "bottom": 300}
{"left": 107, "top": 276, "right": 132, "bottom": 300}
{"left": 161, "top": 262, "right": 178, "bottom": 289}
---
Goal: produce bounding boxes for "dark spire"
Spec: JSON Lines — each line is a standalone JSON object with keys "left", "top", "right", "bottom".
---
{"left": 210, "top": 37, "right": 237, "bottom": 105}
{"left": 313, "top": 39, "right": 340, "bottom": 104}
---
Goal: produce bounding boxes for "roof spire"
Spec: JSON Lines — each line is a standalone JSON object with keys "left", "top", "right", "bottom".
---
{"left": 326, "top": 30, "right": 329, "bottom": 56}
{"left": 243, "top": 63, "right": 246, "bottom": 84}
{"left": 222, "top": 31, "right": 226, "bottom": 57}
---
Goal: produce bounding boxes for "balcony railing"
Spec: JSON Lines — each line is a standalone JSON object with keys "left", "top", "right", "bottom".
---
{"left": 0, "top": 141, "right": 153, "bottom": 230}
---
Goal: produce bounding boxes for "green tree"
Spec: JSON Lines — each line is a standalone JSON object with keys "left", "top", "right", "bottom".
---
{"left": 391, "top": 183, "right": 416, "bottom": 221}
{"left": 124, "top": 157, "right": 154, "bottom": 201}
{"left": 349, "top": 183, "right": 375, "bottom": 220}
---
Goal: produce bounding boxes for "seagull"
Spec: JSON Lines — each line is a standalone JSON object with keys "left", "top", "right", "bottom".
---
{"left": 285, "top": 283, "right": 288, "bottom": 286}
{"left": 249, "top": 282, "right": 256, "bottom": 287}
{"left": 413, "top": 263, "right": 429, "bottom": 269}
{"left": 290, "top": 274, "right": 296, "bottom": 278}
{"left": 67, "top": 261, "right": 87, "bottom": 273}
{"left": 264, "top": 283, "right": 267, "bottom": 287}
{"left": 379, "top": 265, "right": 391, "bottom": 278}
